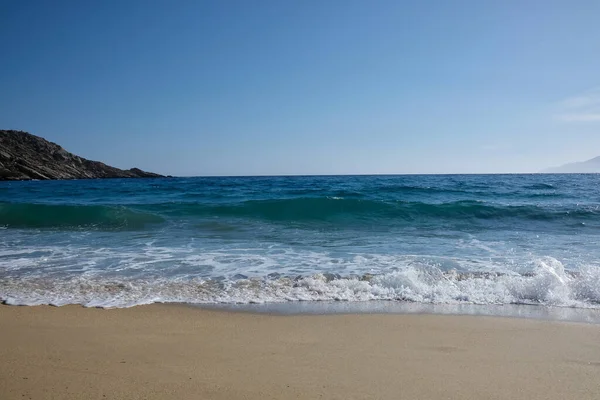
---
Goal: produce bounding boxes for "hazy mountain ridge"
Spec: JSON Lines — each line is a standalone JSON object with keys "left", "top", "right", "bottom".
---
{"left": 0, "top": 130, "right": 163, "bottom": 181}
{"left": 542, "top": 156, "right": 600, "bottom": 173}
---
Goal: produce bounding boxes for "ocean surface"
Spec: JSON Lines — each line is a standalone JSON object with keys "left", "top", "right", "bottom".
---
{"left": 1, "top": 174, "right": 600, "bottom": 315}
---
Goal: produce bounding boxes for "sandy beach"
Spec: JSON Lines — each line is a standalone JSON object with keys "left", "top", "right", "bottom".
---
{"left": 1, "top": 305, "right": 599, "bottom": 399}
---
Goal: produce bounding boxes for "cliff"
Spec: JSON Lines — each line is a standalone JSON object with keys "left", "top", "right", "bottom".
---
{"left": 0, "top": 130, "right": 164, "bottom": 181}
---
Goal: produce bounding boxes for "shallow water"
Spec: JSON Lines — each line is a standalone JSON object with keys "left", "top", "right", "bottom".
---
{"left": 202, "top": 302, "right": 600, "bottom": 324}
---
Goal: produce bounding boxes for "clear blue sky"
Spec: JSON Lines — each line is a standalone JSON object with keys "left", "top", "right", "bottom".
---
{"left": 1, "top": 0, "right": 599, "bottom": 175}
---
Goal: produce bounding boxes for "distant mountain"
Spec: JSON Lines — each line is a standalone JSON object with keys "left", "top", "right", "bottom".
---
{"left": 542, "top": 156, "right": 600, "bottom": 173}
{"left": 0, "top": 130, "right": 164, "bottom": 181}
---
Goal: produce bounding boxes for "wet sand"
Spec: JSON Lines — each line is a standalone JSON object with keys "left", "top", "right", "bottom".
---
{"left": 1, "top": 304, "right": 599, "bottom": 400}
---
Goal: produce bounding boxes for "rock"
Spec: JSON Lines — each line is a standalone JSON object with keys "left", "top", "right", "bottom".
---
{"left": 0, "top": 130, "right": 164, "bottom": 181}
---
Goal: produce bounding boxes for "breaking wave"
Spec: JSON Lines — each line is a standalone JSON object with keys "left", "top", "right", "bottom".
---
{"left": 2, "top": 258, "right": 599, "bottom": 309}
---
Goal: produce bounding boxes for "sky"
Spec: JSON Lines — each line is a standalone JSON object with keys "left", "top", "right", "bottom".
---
{"left": 1, "top": 0, "right": 600, "bottom": 176}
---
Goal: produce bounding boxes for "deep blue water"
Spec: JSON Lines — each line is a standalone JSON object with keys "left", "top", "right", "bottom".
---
{"left": 1, "top": 174, "right": 600, "bottom": 309}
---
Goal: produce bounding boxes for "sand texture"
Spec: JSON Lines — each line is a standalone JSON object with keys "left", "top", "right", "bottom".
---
{"left": 1, "top": 304, "right": 600, "bottom": 399}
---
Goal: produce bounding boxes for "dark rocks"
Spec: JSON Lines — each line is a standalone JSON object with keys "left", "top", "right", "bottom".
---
{"left": 0, "top": 130, "right": 164, "bottom": 181}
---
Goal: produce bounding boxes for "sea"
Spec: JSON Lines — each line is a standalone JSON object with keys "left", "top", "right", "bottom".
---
{"left": 2, "top": 174, "right": 600, "bottom": 321}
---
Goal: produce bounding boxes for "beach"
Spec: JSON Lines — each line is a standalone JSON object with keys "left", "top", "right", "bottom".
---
{"left": 1, "top": 305, "right": 599, "bottom": 400}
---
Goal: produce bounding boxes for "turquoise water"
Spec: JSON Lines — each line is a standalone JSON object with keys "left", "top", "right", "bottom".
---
{"left": 1, "top": 174, "right": 600, "bottom": 309}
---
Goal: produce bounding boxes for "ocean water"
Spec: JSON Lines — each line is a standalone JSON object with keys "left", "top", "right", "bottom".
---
{"left": 1, "top": 174, "right": 600, "bottom": 314}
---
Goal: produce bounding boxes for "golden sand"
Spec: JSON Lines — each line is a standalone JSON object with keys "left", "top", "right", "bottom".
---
{"left": 1, "top": 304, "right": 599, "bottom": 400}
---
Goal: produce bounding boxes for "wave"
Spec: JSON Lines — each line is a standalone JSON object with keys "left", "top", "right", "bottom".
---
{"left": 375, "top": 184, "right": 474, "bottom": 196}
{"left": 0, "top": 202, "right": 164, "bottom": 230}
{"left": 2, "top": 198, "right": 598, "bottom": 229}
{"left": 524, "top": 183, "right": 556, "bottom": 190}
{"left": 143, "top": 198, "right": 599, "bottom": 223}
{"left": 2, "top": 258, "right": 599, "bottom": 309}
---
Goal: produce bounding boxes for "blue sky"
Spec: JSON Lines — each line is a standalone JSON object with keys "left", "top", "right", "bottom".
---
{"left": 1, "top": 0, "right": 599, "bottom": 175}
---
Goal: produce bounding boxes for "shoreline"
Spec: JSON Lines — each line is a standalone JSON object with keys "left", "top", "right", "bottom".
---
{"left": 4, "top": 299, "right": 600, "bottom": 324}
{"left": 198, "top": 300, "right": 600, "bottom": 324}
{"left": 2, "top": 303, "right": 600, "bottom": 400}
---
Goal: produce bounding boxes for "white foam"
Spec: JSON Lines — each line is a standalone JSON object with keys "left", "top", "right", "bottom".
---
{"left": 2, "top": 257, "right": 599, "bottom": 309}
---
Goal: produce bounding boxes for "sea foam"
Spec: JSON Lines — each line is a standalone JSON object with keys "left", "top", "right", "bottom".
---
{"left": 2, "top": 257, "right": 599, "bottom": 309}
